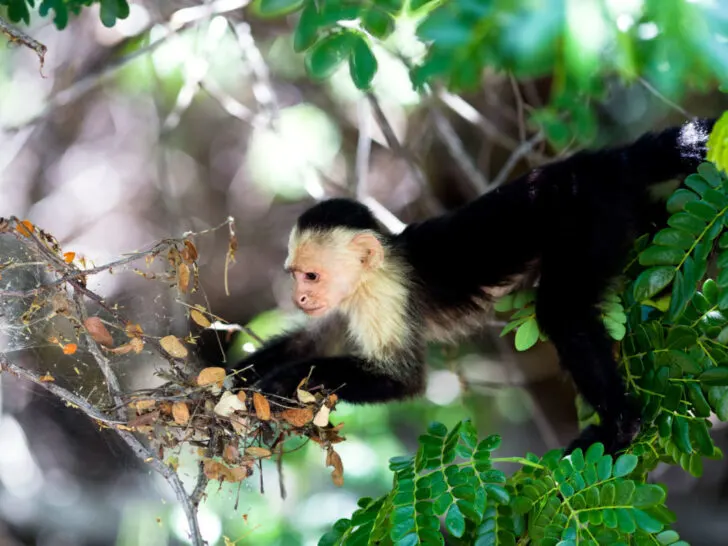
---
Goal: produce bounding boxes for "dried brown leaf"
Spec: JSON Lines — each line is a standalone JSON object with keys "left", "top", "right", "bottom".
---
{"left": 172, "top": 402, "right": 190, "bottom": 425}
{"left": 253, "top": 392, "right": 271, "bottom": 421}
{"left": 160, "top": 335, "right": 188, "bottom": 358}
{"left": 280, "top": 407, "right": 314, "bottom": 427}
{"left": 62, "top": 343, "right": 77, "bottom": 355}
{"left": 197, "top": 367, "right": 226, "bottom": 388}
{"left": 125, "top": 323, "right": 144, "bottom": 338}
{"left": 177, "top": 263, "right": 190, "bottom": 293}
{"left": 182, "top": 240, "right": 198, "bottom": 262}
{"left": 129, "top": 410, "right": 160, "bottom": 428}
{"left": 39, "top": 374, "right": 55, "bottom": 382}
{"left": 214, "top": 391, "right": 246, "bottom": 417}
{"left": 130, "top": 399, "right": 156, "bottom": 412}
{"left": 236, "top": 391, "right": 247, "bottom": 404}
{"left": 16, "top": 219, "right": 33, "bottom": 237}
{"left": 84, "top": 316, "right": 114, "bottom": 347}
{"left": 203, "top": 459, "right": 250, "bottom": 482}
{"left": 327, "top": 446, "right": 344, "bottom": 487}
{"left": 63, "top": 251, "right": 75, "bottom": 263}
{"left": 190, "top": 308, "right": 211, "bottom": 328}
{"left": 297, "top": 388, "right": 317, "bottom": 404}
{"left": 223, "top": 443, "right": 240, "bottom": 464}
{"left": 245, "top": 446, "right": 272, "bottom": 458}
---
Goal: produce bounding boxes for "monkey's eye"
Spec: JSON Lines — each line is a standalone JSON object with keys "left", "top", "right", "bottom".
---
{"left": 305, "top": 272, "right": 319, "bottom": 282}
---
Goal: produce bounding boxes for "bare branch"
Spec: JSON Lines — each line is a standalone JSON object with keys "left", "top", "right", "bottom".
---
{"left": 489, "top": 131, "right": 545, "bottom": 190}
{"left": 228, "top": 19, "right": 280, "bottom": 129}
{"left": 436, "top": 90, "right": 548, "bottom": 163}
{"left": 429, "top": 104, "right": 488, "bottom": 194}
{"left": 366, "top": 92, "right": 443, "bottom": 214}
{"left": 355, "top": 97, "right": 373, "bottom": 200}
{"left": 0, "top": 355, "right": 124, "bottom": 425}
{"left": 0, "top": 16, "right": 46, "bottom": 72}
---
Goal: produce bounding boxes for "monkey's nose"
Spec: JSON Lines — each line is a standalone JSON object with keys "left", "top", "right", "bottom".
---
{"left": 298, "top": 294, "right": 307, "bottom": 304}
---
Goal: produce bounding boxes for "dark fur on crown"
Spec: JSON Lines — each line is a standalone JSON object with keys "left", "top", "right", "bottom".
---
{"left": 296, "top": 198, "right": 381, "bottom": 232}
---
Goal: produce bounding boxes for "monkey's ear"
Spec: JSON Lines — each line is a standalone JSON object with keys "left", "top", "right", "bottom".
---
{"left": 349, "top": 233, "right": 384, "bottom": 269}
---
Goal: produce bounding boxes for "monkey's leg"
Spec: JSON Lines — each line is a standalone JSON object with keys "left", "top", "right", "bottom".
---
{"left": 535, "top": 271, "right": 641, "bottom": 455}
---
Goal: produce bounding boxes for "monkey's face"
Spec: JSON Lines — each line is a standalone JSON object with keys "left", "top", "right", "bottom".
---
{"left": 285, "top": 230, "right": 384, "bottom": 317}
{"left": 286, "top": 242, "right": 363, "bottom": 316}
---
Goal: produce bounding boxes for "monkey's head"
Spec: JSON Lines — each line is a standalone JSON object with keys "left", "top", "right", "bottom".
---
{"left": 284, "top": 199, "right": 385, "bottom": 317}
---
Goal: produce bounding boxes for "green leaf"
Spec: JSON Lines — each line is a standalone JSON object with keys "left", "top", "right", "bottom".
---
{"left": 39, "top": 0, "right": 71, "bottom": 28}
{"left": 691, "top": 418, "right": 714, "bottom": 456}
{"left": 666, "top": 326, "right": 698, "bottom": 349}
{"left": 362, "top": 8, "right": 395, "bottom": 39}
{"left": 632, "top": 484, "right": 666, "bottom": 508}
{"left": 685, "top": 200, "right": 718, "bottom": 221}
{"left": 349, "top": 35, "right": 377, "bottom": 90}
{"left": 633, "top": 267, "right": 676, "bottom": 302}
{"left": 597, "top": 455, "right": 613, "bottom": 481}
{"left": 652, "top": 228, "right": 696, "bottom": 249}
{"left": 686, "top": 383, "right": 711, "bottom": 417}
{"left": 514, "top": 317, "right": 540, "bottom": 351}
{"left": 672, "top": 416, "right": 693, "bottom": 454}
{"left": 708, "top": 385, "right": 728, "bottom": 420}
{"left": 638, "top": 246, "right": 684, "bottom": 266}
{"left": 631, "top": 508, "right": 664, "bottom": 533}
{"left": 484, "top": 484, "right": 510, "bottom": 504}
{"left": 698, "top": 162, "right": 723, "bottom": 186}
{"left": 445, "top": 503, "right": 465, "bottom": 537}
{"left": 306, "top": 31, "right": 356, "bottom": 79}
{"left": 666, "top": 189, "right": 699, "bottom": 213}
{"left": 293, "top": 0, "right": 320, "bottom": 52}
{"left": 668, "top": 212, "right": 707, "bottom": 234}
{"left": 585, "top": 442, "right": 604, "bottom": 464}
{"left": 699, "top": 366, "right": 728, "bottom": 385}
{"left": 258, "top": 0, "right": 304, "bottom": 17}
{"left": 657, "top": 349, "right": 702, "bottom": 374}
{"left": 99, "top": 0, "right": 130, "bottom": 27}
{"left": 613, "top": 453, "right": 638, "bottom": 477}
{"left": 685, "top": 174, "right": 711, "bottom": 195}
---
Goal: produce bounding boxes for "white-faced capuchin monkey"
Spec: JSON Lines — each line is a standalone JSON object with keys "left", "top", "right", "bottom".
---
{"left": 218, "top": 117, "right": 716, "bottom": 455}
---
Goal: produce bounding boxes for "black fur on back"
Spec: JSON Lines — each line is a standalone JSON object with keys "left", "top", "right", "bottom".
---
{"left": 297, "top": 198, "right": 382, "bottom": 232}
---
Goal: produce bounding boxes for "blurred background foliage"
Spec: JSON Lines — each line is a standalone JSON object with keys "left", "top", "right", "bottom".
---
{"left": 1, "top": 0, "right": 728, "bottom": 545}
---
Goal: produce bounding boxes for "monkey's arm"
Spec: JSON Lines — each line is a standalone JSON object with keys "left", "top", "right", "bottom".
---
{"left": 229, "top": 320, "right": 425, "bottom": 403}
{"left": 253, "top": 355, "right": 425, "bottom": 404}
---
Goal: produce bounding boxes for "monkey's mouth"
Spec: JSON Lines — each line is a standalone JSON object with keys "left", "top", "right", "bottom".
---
{"left": 301, "top": 305, "right": 327, "bottom": 316}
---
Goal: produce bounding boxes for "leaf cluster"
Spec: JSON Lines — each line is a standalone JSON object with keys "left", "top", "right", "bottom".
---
{"left": 318, "top": 420, "right": 690, "bottom": 546}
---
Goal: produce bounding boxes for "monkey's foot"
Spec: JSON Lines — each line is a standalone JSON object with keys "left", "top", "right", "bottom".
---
{"left": 564, "top": 415, "right": 641, "bottom": 457}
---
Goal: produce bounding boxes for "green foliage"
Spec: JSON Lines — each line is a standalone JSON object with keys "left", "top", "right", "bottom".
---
{"left": 495, "top": 286, "right": 626, "bottom": 351}
{"left": 318, "top": 419, "right": 690, "bottom": 545}
{"left": 0, "top": 0, "right": 128, "bottom": 29}
{"left": 243, "top": 0, "right": 727, "bottom": 147}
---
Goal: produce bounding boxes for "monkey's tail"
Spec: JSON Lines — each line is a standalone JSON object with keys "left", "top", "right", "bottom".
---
{"left": 622, "top": 117, "right": 716, "bottom": 187}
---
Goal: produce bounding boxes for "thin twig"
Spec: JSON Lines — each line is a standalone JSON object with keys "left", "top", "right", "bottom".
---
{"left": 509, "top": 75, "right": 527, "bottom": 143}
{"left": 436, "top": 90, "right": 548, "bottom": 163}
{"left": 638, "top": 77, "right": 693, "bottom": 119}
{"left": 489, "top": 131, "right": 545, "bottom": 190}
{"left": 355, "top": 97, "right": 373, "bottom": 200}
{"left": 0, "top": 15, "right": 46, "bottom": 72}
{"left": 429, "top": 104, "right": 488, "bottom": 194}
{"left": 228, "top": 19, "right": 280, "bottom": 129}
{"left": 366, "top": 92, "right": 443, "bottom": 214}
